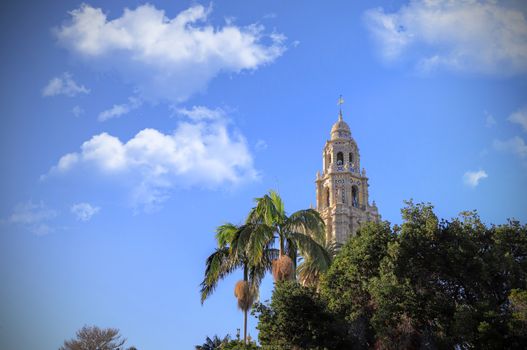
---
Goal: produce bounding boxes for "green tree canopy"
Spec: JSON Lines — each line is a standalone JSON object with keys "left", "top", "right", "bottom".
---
{"left": 320, "top": 201, "right": 527, "bottom": 349}
{"left": 253, "top": 280, "right": 353, "bottom": 350}
{"left": 320, "top": 221, "right": 394, "bottom": 348}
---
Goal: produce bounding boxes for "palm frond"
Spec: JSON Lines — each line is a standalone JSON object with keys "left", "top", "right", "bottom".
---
{"left": 231, "top": 223, "right": 275, "bottom": 266}
{"left": 284, "top": 238, "right": 298, "bottom": 275}
{"left": 297, "top": 256, "right": 323, "bottom": 287}
{"left": 289, "top": 231, "right": 331, "bottom": 273}
{"left": 248, "top": 192, "right": 285, "bottom": 226}
{"left": 284, "top": 238, "right": 298, "bottom": 258}
{"left": 215, "top": 223, "right": 239, "bottom": 248}
{"left": 248, "top": 247, "right": 278, "bottom": 290}
{"left": 200, "top": 247, "right": 241, "bottom": 303}
{"left": 269, "top": 190, "right": 285, "bottom": 217}
{"left": 285, "top": 209, "right": 326, "bottom": 244}
{"left": 297, "top": 240, "right": 340, "bottom": 287}
{"left": 325, "top": 239, "right": 342, "bottom": 259}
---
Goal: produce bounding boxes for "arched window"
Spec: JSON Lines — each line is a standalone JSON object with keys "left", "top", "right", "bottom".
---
{"left": 352, "top": 186, "right": 359, "bottom": 208}
{"left": 341, "top": 188, "right": 346, "bottom": 204}
{"left": 337, "top": 152, "right": 344, "bottom": 165}
{"left": 325, "top": 188, "right": 330, "bottom": 207}
{"left": 349, "top": 153, "right": 353, "bottom": 163}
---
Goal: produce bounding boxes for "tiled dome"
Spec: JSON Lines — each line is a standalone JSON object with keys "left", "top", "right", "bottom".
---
{"left": 330, "top": 113, "right": 351, "bottom": 139}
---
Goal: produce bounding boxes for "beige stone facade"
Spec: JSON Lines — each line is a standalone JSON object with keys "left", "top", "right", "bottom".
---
{"left": 315, "top": 111, "right": 380, "bottom": 244}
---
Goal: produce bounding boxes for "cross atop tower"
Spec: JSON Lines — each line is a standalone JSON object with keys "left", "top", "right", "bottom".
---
{"left": 337, "top": 95, "right": 344, "bottom": 120}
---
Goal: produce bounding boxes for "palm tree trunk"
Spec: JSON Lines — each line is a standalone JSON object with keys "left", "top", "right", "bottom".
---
{"left": 244, "top": 309, "right": 248, "bottom": 345}
{"left": 278, "top": 232, "right": 284, "bottom": 257}
{"left": 243, "top": 265, "right": 248, "bottom": 344}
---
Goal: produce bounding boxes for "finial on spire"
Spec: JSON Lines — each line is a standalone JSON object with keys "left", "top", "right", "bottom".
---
{"left": 337, "top": 95, "right": 344, "bottom": 120}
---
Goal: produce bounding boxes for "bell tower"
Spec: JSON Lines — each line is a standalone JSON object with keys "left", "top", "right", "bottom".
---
{"left": 315, "top": 99, "right": 379, "bottom": 243}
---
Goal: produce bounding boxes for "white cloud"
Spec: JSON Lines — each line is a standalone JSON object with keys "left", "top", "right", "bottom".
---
{"left": 71, "top": 202, "right": 100, "bottom": 221}
{"left": 364, "top": 1, "right": 527, "bottom": 75}
{"left": 175, "top": 106, "right": 226, "bottom": 121}
{"left": 55, "top": 4, "right": 286, "bottom": 102}
{"left": 7, "top": 201, "right": 58, "bottom": 235}
{"left": 493, "top": 136, "right": 527, "bottom": 158}
{"left": 99, "top": 96, "right": 142, "bottom": 121}
{"left": 72, "top": 105, "right": 85, "bottom": 117}
{"left": 508, "top": 107, "right": 527, "bottom": 132}
{"left": 46, "top": 107, "right": 258, "bottom": 210}
{"left": 56, "top": 153, "right": 80, "bottom": 172}
{"left": 485, "top": 111, "right": 496, "bottom": 128}
{"left": 463, "top": 170, "right": 488, "bottom": 187}
{"left": 42, "top": 72, "right": 90, "bottom": 97}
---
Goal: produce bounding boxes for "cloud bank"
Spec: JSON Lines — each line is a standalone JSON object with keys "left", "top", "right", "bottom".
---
{"left": 509, "top": 107, "right": 527, "bottom": 132}
{"left": 71, "top": 202, "right": 100, "bottom": 221}
{"left": 364, "top": 0, "right": 527, "bottom": 75}
{"left": 485, "top": 111, "right": 496, "bottom": 128}
{"left": 463, "top": 170, "right": 488, "bottom": 188}
{"left": 55, "top": 4, "right": 286, "bottom": 102}
{"left": 72, "top": 105, "right": 85, "bottom": 117}
{"left": 46, "top": 107, "right": 258, "bottom": 209}
{"left": 494, "top": 137, "right": 527, "bottom": 159}
{"left": 99, "top": 97, "right": 142, "bottom": 121}
{"left": 7, "top": 201, "right": 58, "bottom": 235}
{"left": 42, "top": 73, "right": 90, "bottom": 97}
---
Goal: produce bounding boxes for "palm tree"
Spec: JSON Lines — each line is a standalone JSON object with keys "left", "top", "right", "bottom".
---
{"left": 235, "top": 190, "right": 331, "bottom": 282}
{"left": 200, "top": 223, "right": 276, "bottom": 344}
{"left": 200, "top": 190, "right": 331, "bottom": 342}
{"left": 195, "top": 334, "right": 230, "bottom": 350}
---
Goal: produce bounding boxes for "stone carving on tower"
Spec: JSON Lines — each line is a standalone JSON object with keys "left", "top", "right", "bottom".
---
{"left": 315, "top": 98, "right": 380, "bottom": 244}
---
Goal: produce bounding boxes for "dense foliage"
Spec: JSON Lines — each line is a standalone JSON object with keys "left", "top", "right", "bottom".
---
{"left": 320, "top": 201, "right": 527, "bottom": 349}
{"left": 221, "top": 340, "right": 260, "bottom": 350}
{"left": 254, "top": 280, "right": 353, "bottom": 349}
{"left": 320, "top": 220, "right": 394, "bottom": 348}
{"left": 195, "top": 334, "right": 260, "bottom": 350}
{"left": 253, "top": 201, "right": 526, "bottom": 349}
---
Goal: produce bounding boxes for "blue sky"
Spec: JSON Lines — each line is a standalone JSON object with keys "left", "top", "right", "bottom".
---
{"left": 1, "top": 0, "right": 527, "bottom": 349}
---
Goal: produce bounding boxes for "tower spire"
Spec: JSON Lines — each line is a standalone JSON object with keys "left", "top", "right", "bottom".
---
{"left": 316, "top": 100, "right": 380, "bottom": 244}
{"left": 337, "top": 95, "right": 344, "bottom": 121}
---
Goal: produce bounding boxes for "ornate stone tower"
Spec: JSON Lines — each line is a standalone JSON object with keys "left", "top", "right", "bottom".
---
{"left": 315, "top": 103, "right": 380, "bottom": 244}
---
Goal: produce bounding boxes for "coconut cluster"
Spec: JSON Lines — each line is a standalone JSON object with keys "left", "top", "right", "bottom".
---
{"left": 234, "top": 280, "right": 255, "bottom": 311}
{"left": 272, "top": 255, "right": 294, "bottom": 281}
